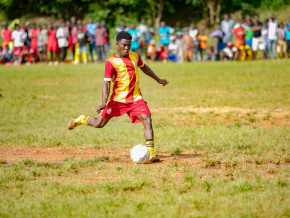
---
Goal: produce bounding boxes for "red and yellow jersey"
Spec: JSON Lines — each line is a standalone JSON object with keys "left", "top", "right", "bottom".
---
{"left": 104, "top": 52, "right": 144, "bottom": 103}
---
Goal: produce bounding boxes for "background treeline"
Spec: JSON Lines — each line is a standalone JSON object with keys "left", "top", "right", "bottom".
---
{"left": 0, "top": 0, "right": 289, "bottom": 29}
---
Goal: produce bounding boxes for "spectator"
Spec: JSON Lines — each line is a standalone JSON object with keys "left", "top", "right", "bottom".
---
{"left": 94, "top": 21, "right": 107, "bottom": 62}
{"left": 244, "top": 19, "right": 254, "bottom": 48}
{"left": 23, "top": 21, "right": 31, "bottom": 47}
{"left": 203, "top": 46, "right": 216, "bottom": 62}
{"left": 183, "top": 28, "right": 193, "bottom": 61}
{"left": 158, "top": 21, "right": 174, "bottom": 46}
{"left": 267, "top": 15, "right": 278, "bottom": 59}
{"left": 71, "top": 20, "right": 78, "bottom": 61}
{"left": 276, "top": 22, "right": 286, "bottom": 59}
{"left": 86, "top": 17, "right": 97, "bottom": 62}
{"left": 1, "top": 21, "right": 12, "bottom": 49}
{"left": 12, "top": 24, "right": 26, "bottom": 51}
{"left": 221, "top": 14, "right": 234, "bottom": 45}
{"left": 101, "top": 20, "right": 110, "bottom": 50}
{"left": 238, "top": 40, "right": 252, "bottom": 61}
{"left": 116, "top": 20, "right": 127, "bottom": 35}
{"left": 232, "top": 19, "right": 245, "bottom": 48}
{"left": 210, "top": 24, "right": 224, "bottom": 60}
{"left": 128, "top": 23, "right": 140, "bottom": 52}
{"left": 156, "top": 44, "right": 169, "bottom": 62}
{"left": 137, "top": 19, "right": 147, "bottom": 57}
{"left": 286, "top": 17, "right": 290, "bottom": 58}
{"left": 1, "top": 44, "right": 13, "bottom": 63}
{"left": 76, "top": 24, "right": 89, "bottom": 64}
{"left": 40, "top": 23, "right": 48, "bottom": 62}
{"left": 197, "top": 30, "right": 208, "bottom": 61}
{"left": 65, "top": 21, "right": 73, "bottom": 61}
{"left": 251, "top": 14, "right": 264, "bottom": 59}
{"left": 56, "top": 22, "right": 69, "bottom": 62}
{"left": 47, "top": 23, "right": 59, "bottom": 65}
{"left": 189, "top": 23, "right": 198, "bottom": 42}
{"left": 168, "top": 35, "right": 178, "bottom": 62}
{"left": 28, "top": 23, "right": 39, "bottom": 56}
{"left": 222, "top": 42, "right": 238, "bottom": 60}
{"left": 146, "top": 40, "right": 156, "bottom": 61}
{"left": 176, "top": 32, "right": 185, "bottom": 63}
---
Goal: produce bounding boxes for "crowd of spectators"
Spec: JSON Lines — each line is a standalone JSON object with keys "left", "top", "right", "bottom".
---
{"left": 0, "top": 14, "right": 290, "bottom": 65}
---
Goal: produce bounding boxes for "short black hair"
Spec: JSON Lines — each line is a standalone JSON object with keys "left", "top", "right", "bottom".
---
{"left": 116, "top": 31, "right": 132, "bottom": 42}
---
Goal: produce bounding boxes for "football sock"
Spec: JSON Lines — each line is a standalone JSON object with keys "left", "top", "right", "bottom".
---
{"left": 146, "top": 139, "right": 155, "bottom": 156}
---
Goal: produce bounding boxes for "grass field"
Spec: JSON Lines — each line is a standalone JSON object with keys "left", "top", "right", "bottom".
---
{"left": 0, "top": 60, "right": 289, "bottom": 217}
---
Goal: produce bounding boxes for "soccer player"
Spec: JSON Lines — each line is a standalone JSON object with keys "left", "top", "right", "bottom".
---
{"left": 68, "top": 31, "right": 169, "bottom": 162}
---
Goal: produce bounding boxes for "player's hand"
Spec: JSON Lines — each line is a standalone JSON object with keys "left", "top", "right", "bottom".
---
{"left": 96, "top": 104, "right": 106, "bottom": 114}
{"left": 157, "top": 79, "right": 169, "bottom": 86}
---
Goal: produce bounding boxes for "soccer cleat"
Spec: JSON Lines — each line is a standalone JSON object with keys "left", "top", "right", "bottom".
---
{"left": 149, "top": 154, "right": 161, "bottom": 162}
{"left": 67, "top": 115, "right": 87, "bottom": 130}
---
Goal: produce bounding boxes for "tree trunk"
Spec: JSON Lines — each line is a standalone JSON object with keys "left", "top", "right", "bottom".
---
{"left": 207, "top": 1, "right": 215, "bottom": 27}
{"left": 215, "top": 2, "right": 221, "bottom": 24}
{"left": 154, "top": 0, "right": 165, "bottom": 35}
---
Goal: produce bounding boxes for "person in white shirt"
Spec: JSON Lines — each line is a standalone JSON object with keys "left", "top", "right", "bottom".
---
{"left": 266, "top": 15, "right": 278, "bottom": 59}
{"left": 56, "top": 22, "right": 69, "bottom": 62}
{"left": 12, "top": 24, "right": 26, "bottom": 50}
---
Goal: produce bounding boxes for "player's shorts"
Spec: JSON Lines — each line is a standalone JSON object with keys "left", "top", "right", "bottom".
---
{"left": 100, "top": 99, "right": 151, "bottom": 123}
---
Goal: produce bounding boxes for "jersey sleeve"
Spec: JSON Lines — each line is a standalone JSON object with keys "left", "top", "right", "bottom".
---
{"left": 104, "top": 61, "right": 114, "bottom": 81}
{"left": 137, "top": 53, "right": 144, "bottom": 68}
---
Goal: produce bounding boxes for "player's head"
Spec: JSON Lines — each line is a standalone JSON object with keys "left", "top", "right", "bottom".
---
{"left": 116, "top": 31, "right": 132, "bottom": 57}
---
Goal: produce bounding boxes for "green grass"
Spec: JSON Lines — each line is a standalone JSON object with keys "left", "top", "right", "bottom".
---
{"left": 0, "top": 60, "right": 289, "bottom": 217}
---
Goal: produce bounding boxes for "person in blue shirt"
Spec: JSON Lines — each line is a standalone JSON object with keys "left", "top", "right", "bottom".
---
{"left": 286, "top": 17, "right": 290, "bottom": 58}
{"left": 127, "top": 23, "right": 140, "bottom": 52}
{"left": 158, "top": 21, "right": 174, "bottom": 46}
{"left": 86, "top": 17, "right": 97, "bottom": 62}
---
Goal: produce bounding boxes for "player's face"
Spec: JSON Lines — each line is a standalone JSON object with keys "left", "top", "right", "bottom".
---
{"left": 116, "top": 39, "right": 131, "bottom": 57}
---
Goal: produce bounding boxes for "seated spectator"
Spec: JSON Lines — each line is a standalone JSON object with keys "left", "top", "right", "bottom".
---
{"left": 222, "top": 42, "right": 238, "bottom": 60}
{"left": 238, "top": 40, "right": 252, "bottom": 61}
{"left": 156, "top": 44, "right": 169, "bottom": 62}
{"left": 203, "top": 46, "right": 216, "bottom": 62}
{"left": 276, "top": 22, "right": 286, "bottom": 59}
{"left": 1, "top": 44, "right": 13, "bottom": 63}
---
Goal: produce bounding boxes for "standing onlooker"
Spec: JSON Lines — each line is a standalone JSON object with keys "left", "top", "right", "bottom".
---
{"left": 128, "top": 23, "right": 140, "bottom": 52}
{"left": 101, "top": 20, "right": 110, "bottom": 54}
{"left": 47, "top": 23, "right": 59, "bottom": 65}
{"left": 266, "top": 15, "right": 278, "bottom": 59}
{"left": 1, "top": 21, "right": 12, "bottom": 49}
{"left": 158, "top": 21, "right": 174, "bottom": 46}
{"left": 286, "top": 17, "right": 290, "bottom": 58}
{"left": 183, "top": 28, "right": 193, "bottom": 62}
{"left": 221, "top": 14, "right": 234, "bottom": 45}
{"left": 209, "top": 24, "right": 224, "bottom": 60}
{"left": 261, "top": 22, "right": 268, "bottom": 57}
{"left": 251, "top": 14, "right": 264, "bottom": 59}
{"left": 244, "top": 19, "right": 254, "bottom": 48}
{"left": 189, "top": 23, "right": 198, "bottom": 42}
{"left": 12, "top": 24, "right": 26, "bottom": 51}
{"left": 70, "top": 17, "right": 78, "bottom": 61}
{"left": 175, "top": 32, "right": 185, "bottom": 63}
{"left": 40, "top": 23, "right": 48, "bottom": 62}
{"left": 29, "top": 23, "right": 39, "bottom": 54}
{"left": 232, "top": 19, "right": 245, "bottom": 48}
{"left": 197, "top": 30, "right": 208, "bottom": 61}
{"left": 76, "top": 24, "right": 89, "bottom": 64}
{"left": 276, "top": 22, "right": 286, "bottom": 59}
{"left": 115, "top": 20, "right": 127, "bottom": 35}
{"left": 94, "top": 21, "right": 107, "bottom": 62}
{"left": 86, "top": 17, "right": 97, "bottom": 62}
{"left": 56, "top": 22, "right": 69, "bottom": 62}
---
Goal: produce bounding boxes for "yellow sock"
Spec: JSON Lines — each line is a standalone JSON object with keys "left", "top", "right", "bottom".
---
{"left": 80, "top": 115, "right": 90, "bottom": 125}
{"left": 146, "top": 140, "right": 155, "bottom": 156}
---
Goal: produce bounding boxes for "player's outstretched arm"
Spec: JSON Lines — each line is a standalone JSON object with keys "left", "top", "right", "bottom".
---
{"left": 96, "top": 81, "right": 111, "bottom": 114}
{"left": 140, "top": 64, "right": 169, "bottom": 86}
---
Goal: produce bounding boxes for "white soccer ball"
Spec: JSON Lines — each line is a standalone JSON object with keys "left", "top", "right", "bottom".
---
{"left": 130, "top": 144, "right": 150, "bottom": 163}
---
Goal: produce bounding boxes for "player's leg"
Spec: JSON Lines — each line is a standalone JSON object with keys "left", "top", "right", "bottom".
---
{"left": 67, "top": 115, "right": 110, "bottom": 130}
{"left": 136, "top": 114, "right": 160, "bottom": 162}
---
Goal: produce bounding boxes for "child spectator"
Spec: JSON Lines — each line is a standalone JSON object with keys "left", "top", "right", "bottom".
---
{"left": 156, "top": 44, "right": 169, "bottom": 62}
{"left": 1, "top": 21, "right": 12, "bottom": 49}
{"left": 128, "top": 23, "right": 140, "bottom": 52}
{"left": 203, "top": 46, "right": 216, "bottom": 62}
{"left": 40, "top": 23, "right": 48, "bottom": 62}
{"left": 197, "top": 30, "right": 208, "bottom": 61}
{"left": 94, "top": 21, "right": 107, "bottom": 62}
{"left": 12, "top": 24, "right": 26, "bottom": 51}
{"left": 76, "top": 24, "right": 89, "bottom": 63}
{"left": 276, "top": 22, "right": 286, "bottom": 59}
{"left": 168, "top": 36, "right": 178, "bottom": 62}
{"left": 47, "top": 23, "right": 59, "bottom": 65}
{"left": 56, "top": 22, "right": 69, "bottom": 62}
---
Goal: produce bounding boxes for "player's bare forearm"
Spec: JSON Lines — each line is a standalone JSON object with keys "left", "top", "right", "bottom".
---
{"left": 96, "top": 81, "right": 110, "bottom": 114}
{"left": 140, "top": 64, "right": 169, "bottom": 86}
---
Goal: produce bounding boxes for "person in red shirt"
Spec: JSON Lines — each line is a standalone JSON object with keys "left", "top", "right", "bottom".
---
{"left": 1, "top": 21, "right": 12, "bottom": 49}
{"left": 67, "top": 31, "right": 169, "bottom": 162}
{"left": 232, "top": 19, "right": 245, "bottom": 48}
{"left": 47, "top": 23, "right": 60, "bottom": 64}
{"left": 29, "top": 23, "right": 39, "bottom": 55}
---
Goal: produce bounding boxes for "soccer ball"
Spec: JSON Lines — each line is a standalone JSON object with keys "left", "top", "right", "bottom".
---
{"left": 130, "top": 144, "right": 150, "bottom": 163}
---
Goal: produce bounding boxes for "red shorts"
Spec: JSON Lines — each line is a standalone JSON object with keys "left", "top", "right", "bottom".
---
{"left": 100, "top": 99, "right": 151, "bottom": 123}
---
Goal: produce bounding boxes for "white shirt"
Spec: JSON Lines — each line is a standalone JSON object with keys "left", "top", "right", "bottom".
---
{"left": 168, "top": 41, "right": 177, "bottom": 54}
{"left": 12, "top": 30, "right": 26, "bottom": 47}
{"left": 189, "top": 29, "right": 198, "bottom": 41}
{"left": 56, "top": 27, "right": 68, "bottom": 47}
{"left": 268, "top": 19, "right": 278, "bottom": 40}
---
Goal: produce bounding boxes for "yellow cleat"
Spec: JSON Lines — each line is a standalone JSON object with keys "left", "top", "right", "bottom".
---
{"left": 67, "top": 115, "right": 87, "bottom": 130}
{"left": 149, "top": 155, "right": 161, "bottom": 162}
